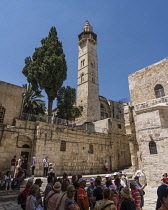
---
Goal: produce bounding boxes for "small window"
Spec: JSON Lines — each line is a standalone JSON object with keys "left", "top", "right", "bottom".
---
{"left": 60, "top": 140, "right": 66, "bottom": 151}
{"left": 154, "top": 84, "right": 165, "bottom": 98}
{"left": 149, "top": 141, "right": 157, "bottom": 154}
{"left": 100, "top": 104, "right": 104, "bottom": 109}
{"left": 118, "top": 124, "right": 122, "bottom": 129}
{"left": 0, "top": 105, "right": 6, "bottom": 123}
{"left": 81, "top": 73, "right": 84, "bottom": 83}
{"left": 88, "top": 144, "right": 94, "bottom": 154}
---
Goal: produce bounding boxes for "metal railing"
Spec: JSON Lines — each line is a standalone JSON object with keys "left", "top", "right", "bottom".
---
{"left": 19, "top": 113, "right": 108, "bottom": 133}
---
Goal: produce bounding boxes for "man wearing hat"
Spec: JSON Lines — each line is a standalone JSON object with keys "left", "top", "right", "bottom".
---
{"left": 77, "top": 178, "right": 89, "bottom": 210}
{"left": 45, "top": 182, "right": 61, "bottom": 210}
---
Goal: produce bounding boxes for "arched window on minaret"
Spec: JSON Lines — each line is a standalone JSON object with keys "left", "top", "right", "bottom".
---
{"left": 83, "top": 59, "right": 85, "bottom": 67}
{"left": 81, "top": 73, "right": 84, "bottom": 84}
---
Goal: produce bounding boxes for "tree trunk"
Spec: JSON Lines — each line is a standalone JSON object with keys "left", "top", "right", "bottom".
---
{"left": 48, "top": 99, "right": 53, "bottom": 123}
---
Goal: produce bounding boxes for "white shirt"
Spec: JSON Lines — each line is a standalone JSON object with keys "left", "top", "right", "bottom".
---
{"left": 43, "top": 159, "right": 49, "bottom": 167}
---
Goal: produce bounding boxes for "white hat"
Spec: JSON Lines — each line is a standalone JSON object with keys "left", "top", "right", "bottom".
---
{"left": 105, "top": 174, "right": 111, "bottom": 178}
{"left": 78, "top": 178, "right": 87, "bottom": 184}
{"left": 112, "top": 172, "right": 119, "bottom": 176}
{"left": 28, "top": 178, "right": 34, "bottom": 183}
{"left": 109, "top": 185, "right": 116, "bottom": 190}
{"left": 90, "top": 178, "right": 95, "bottom": 183}
{"left": 122, "top": 171, "right": 126, "bottom": 175}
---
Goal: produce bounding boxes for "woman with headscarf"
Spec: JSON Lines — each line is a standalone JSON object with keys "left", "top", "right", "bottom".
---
{"left": 31, "top": 157, "right": 36, "bottom": 178}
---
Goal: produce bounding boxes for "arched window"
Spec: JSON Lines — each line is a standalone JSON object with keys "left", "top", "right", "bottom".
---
{"left": 22, "top": 144, "right": 30, "bottom": 148}
{"left": 60, "top": 140, "right": 66, "bottom": 151}
{"left": 154, "top": 84, "right": 165, "bottom": 98}
{"left": 149, "top": 141, "right": 158, "bottom": 154}
{"left": 0, "top": 105, "right": 6, "bottom": 123}
{"left": 81, "top": 73, "right": 84, "bottom": 83}
{"left": 88, "top": 144, "right": 94, "bottom": 154}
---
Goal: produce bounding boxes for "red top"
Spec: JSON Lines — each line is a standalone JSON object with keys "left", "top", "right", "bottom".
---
{"left": 131, "top": 189, "right": 141, "bottom": 209}
{"left": 22, "top": 187, "right": 30, "bottom": 205}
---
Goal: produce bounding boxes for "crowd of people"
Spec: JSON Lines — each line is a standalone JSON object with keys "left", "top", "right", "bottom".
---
{"left": 0, "top": 155, "right": 168, "bottom": 209}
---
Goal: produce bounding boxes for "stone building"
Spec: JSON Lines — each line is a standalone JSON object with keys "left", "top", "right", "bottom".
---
{"left": 0, "top": 21, "right": 132, "bottom": 176}
{"left": 126, "top": 58, "right": 168, "bottom": 186}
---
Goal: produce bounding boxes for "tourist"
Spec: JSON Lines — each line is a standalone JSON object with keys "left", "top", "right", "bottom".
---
{"left": 134, "top": 176, "right": 147, "bottom": 210}
{"left": 130, "top": 181, "right": 141, "bottom": 210}
{"left": 120, "top": 187, "right": 136, "bottom": 210}
{"left": 114, "top": 178, "right": 124, "bottom": 197}
{"left": 14, "top": 156, "right": 23, "bottom": 177}
{"left": 94, "top": 188, "right": 116, "bottom": 210}
{"left": 105, "top": 174, "right": 112, "bottom": 188}
{"left": 14, "top": 167, "right": 25, "bottom": 189}
{"left": 33, "top": 178, "right": 43, "bottom": 207}
{"left": 10, "top": 155, "right": 17, "bottom": 176}
{"left": 26, "top": 184, "right": 42, "bottom": 210}
{"left": 0, "top": 172, "right": 5, "bottom": 189}
{"left": 21, "top": 178, "right": 34, "bottom": 210}
{"left": 64, "top": 185, "right": 80, "bottom": 209}
{"left": 156, "top": 178, "right": 168, "bottom": 210}
{"left": 77, "top": 178, "right": 89, "bottom": 210}
{"left": 96, "top": 176, "right": 106, "bottom": 191}
{"left": 31, "top": 157, "right": 36, "bottom": 178}
{"left": 119, "top": 171, "right": 128, "bottom": 187}
{"left": 87, "top": 178, "right": 95, "bottom": 209}
{"left": 48, "top": 171, "right": 57, "bottom": 183}
{"left": 109, "top": 185, "right": 119, "bottom": 210}
{"left": 43, "top": 156, "right": 49, "bottom": 177}
{"left": 45, "top": 181, "right": 61, "bottom": 210}
{"left": 44, "top": 175, "right": 54, "bottom": 208}
{"left": 21, "top": 155, "right": 28, "bottom": 178}
{"left": 48, "top": 162, "right": 56, "bottom": 175}
{"left": 63, "top": 171, "right": 71, "bottom": 184}
{"left": 71, "top": 175, "right": 78, "bottom": 202}
{"left": 104, "top": 160, "right": 110, "bottom": 172}
{"left": 92, "top": 178, "right": 103, "bottom": 208}
{"left": 158, "top": 185, "right": 168, "bottom": 210}
{"left": 4, "top": 171, "right": 12, "bottom": 190}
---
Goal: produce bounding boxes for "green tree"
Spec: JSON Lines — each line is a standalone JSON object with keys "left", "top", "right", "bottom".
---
{"left": 22, "top": 27, "right": 67, "bottom": 122}
{"left": 56, "top": 86, "right": 83, "bottom": 121}
{"left": 22, "top": 84, "right": 46, "bottom": 115}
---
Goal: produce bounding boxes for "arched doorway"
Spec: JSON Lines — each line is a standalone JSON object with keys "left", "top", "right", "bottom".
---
{"left": 105, "top": 154, "right": 112, "bottom": 171}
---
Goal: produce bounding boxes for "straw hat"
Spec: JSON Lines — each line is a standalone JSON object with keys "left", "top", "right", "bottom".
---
{"left": 53, "top": 182, "right": 61, "bottom": 191}
{"left": 121, "top": 187, "right": 132, "bottom": 199}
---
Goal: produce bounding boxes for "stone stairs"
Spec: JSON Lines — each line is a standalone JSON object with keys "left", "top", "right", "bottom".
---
{"left": 0, "top": 190, "right": 19, "bottom": 202}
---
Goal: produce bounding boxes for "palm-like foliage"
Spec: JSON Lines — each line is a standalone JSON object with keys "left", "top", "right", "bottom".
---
{"left": 22, "top": 84, "right": 46, "bottom": 115}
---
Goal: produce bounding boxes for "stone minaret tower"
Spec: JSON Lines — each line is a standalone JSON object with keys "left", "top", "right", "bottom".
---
{"left": 76, "top": 21, "right": 100, "bottom": 124}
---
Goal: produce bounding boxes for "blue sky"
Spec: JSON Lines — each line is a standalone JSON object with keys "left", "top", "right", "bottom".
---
{"left": 1, "top": 0, "right": 168, "bottom": 107}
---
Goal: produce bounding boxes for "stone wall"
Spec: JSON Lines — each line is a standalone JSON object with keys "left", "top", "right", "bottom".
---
{"left": 128, "top": 58, "right": 168, "bottom": 104}
{"left": 128, "top": 58, "right": 168, "bottom": 186}
{"left": 0, "top": 119, "right": 131, "bottom": 176}
{"left": 0, "top": 81, "right": 25, "bottom": 125}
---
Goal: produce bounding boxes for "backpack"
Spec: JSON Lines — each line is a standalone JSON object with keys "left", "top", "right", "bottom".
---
{"left": 17, "top": 192, "right": 24, "bottom": 204}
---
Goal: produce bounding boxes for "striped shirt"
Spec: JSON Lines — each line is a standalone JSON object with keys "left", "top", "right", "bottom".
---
{"left": 131, "top": 189, "right": 141, "bottom": 209}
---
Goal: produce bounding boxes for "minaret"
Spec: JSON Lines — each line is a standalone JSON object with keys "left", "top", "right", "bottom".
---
{"left": 76, "top": 21, "right": 100, "bottom": 124}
